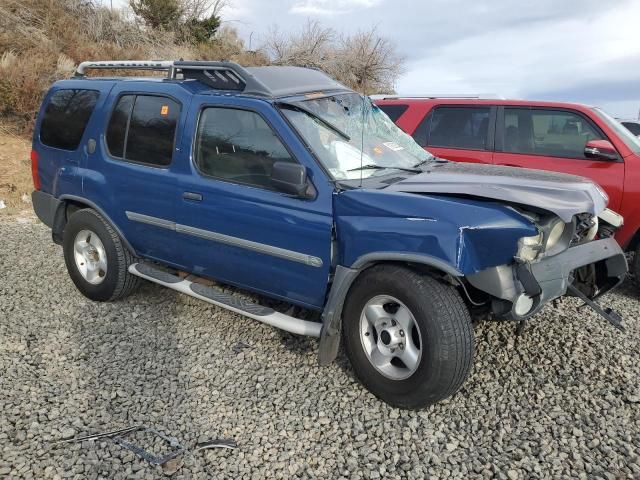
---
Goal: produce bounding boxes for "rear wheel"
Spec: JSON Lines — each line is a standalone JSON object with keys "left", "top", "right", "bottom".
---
{"left": 63, "top": 208, "right": 140, "bottom": 301}
{"left": 343, "top": 265, "right": 474, "bottom": 409}
{"left": 634, "top": 244, "right": 640, "bottom": 283}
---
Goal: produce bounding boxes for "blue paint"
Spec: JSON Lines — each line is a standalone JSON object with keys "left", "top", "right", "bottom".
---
{"left": 33, "top": 77, "right": 538, "bottom": 310}
{"left": 334, "top": 189, "right": 536, "bottom": 275}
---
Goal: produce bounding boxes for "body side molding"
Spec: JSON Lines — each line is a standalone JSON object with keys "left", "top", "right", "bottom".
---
{"left": 126, "top": 211, "right": 324, "bottom": 268}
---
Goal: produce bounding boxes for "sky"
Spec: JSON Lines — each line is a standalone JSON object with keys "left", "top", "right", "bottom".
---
{"left": 112, "top": 0, "right": 640, "bottom": 118}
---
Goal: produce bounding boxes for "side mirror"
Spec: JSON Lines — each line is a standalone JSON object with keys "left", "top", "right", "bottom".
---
{"left": 584, "top": 139, "right": 618, "bottom": 161}
{"left": 271, "top": 161, "right": 309, "bottom": 197}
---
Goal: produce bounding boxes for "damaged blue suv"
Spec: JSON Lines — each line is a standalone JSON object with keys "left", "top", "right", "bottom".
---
{"left": 31, "top": 61, "right": 627, "bottom": 408}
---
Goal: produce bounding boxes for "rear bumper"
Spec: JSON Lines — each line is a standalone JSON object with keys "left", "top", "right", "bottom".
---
{"left": 467, "top": 238, "right": 627, "bottom": 319}
{"left": 32, "top": 190, "right": 61, "bottom": 228}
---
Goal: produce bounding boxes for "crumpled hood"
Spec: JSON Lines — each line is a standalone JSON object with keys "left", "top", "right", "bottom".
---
{"left": 385, "top": 162, "right": 607, "bottom": 222}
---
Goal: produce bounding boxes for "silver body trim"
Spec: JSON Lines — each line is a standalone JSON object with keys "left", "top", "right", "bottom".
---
{"left": 125, "top": 211, "right": 323, "bottom": 268}
{"left": 125, "top": 211, "right": 175, "bottom": 230}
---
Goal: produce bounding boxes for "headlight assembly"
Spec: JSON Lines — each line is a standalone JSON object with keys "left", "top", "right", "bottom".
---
{"left": 516, "top": 232, "right": 543, "bottom": 262}
{"left": 546, "top": 220, "right": 565, "bottom": 250}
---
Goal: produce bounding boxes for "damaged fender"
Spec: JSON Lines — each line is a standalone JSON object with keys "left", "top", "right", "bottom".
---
{"left": 318, "top": 188, "right": 538, "bottom": 365}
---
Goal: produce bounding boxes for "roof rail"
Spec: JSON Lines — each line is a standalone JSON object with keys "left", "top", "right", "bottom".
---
{"left": 370, "top": 93, "right": 505, "bottom": 100}
{"left": 74, "top": 60, "right": 272, "bottom": 97}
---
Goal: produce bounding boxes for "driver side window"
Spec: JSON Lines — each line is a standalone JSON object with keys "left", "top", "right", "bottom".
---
{"left": 195, "top": 107, "right": 295, "bottom": 189}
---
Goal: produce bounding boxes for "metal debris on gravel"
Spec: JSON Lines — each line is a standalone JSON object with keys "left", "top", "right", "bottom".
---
{"left": 1, "top": 219, "right": 639, "bottom": 479}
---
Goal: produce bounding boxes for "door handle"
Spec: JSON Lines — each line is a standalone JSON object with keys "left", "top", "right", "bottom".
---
{"left": 183, "top": 192, "right": 203, "bottom": 201}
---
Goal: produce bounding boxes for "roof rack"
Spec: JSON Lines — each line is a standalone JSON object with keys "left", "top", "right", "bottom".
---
{"left": 74, "top": 60, "right": 273, "bottom": 97}
{"left": 370, "top": 93, "right": 505, "bottom": 100}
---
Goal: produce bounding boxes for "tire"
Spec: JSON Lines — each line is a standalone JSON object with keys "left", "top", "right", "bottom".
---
{"left": 342, "top": 265, "right": 474, "bottom": 409}
{"left": 63, "top": 208, "right": 140, "bottom": 301}
{"left": 634, "top": 244, "right": 640, "bottom": 282}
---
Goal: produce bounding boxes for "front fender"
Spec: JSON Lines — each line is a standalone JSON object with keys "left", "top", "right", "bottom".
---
{"left": 318, "top": 189, "right": 538, "bottom": 366}
{"left": 334, "top": 189, "right": 537, "bottom": 275}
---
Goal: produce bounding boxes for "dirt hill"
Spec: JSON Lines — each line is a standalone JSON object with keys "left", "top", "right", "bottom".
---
{"left": 0, "top": 126, "right": 32, "bottom": 216}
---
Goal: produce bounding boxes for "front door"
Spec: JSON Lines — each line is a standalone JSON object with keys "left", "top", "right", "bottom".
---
{"left": 493, "top": 107, "right": 625, "bottom": 212}
{"left": 175, "top": 98, "right": 333, "bottom": 309}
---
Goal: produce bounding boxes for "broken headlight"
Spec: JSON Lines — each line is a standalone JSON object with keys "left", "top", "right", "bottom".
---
{"left": 516, "top": 232, "right": 544, "bottom": 262}
{"left": 546, "top": 219, "right": 566, "bottom": 250}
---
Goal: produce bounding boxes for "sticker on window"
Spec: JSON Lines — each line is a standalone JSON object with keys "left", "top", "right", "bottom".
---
{"left": 382, "top": 142, "right": 404, "bottom": 151}
{"left": 160, "top": 105, "right": 169, "bottom": 116}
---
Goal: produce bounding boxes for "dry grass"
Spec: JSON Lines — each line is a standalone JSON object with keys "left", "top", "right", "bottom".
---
{"left": 0, "top": 124, "right": 32, "bottom": 215}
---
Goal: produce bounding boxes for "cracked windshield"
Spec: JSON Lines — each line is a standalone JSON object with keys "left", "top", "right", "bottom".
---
{"left": 281, "top": 93, "right": 434, "bottom": 181}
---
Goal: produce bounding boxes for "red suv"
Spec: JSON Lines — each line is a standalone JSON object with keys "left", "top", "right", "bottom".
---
{"left": 375, "top": 96, "right": 640, "bottom": 278}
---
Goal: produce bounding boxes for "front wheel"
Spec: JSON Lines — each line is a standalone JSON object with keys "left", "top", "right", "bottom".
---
{"left": 343, "top": 265, "right": 474, "bottom": 409}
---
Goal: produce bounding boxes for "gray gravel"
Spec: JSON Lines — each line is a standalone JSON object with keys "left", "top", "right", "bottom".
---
{"left": 1, "top": 218, "right": 639, "bottom": 479}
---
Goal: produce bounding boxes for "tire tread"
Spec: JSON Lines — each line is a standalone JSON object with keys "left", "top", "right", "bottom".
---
{"left": 343, "top": 264, "right": 474, "bottom": 409}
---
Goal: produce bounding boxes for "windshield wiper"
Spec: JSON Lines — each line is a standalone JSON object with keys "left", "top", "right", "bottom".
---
{"left": 412, "top": 157, "right": 447, "bottom": 168}
{"left": 348, "top": 164, "right": 421, "bottom": 173}
{"left": 276, "top": 101, "right": 351, "bottom": 141}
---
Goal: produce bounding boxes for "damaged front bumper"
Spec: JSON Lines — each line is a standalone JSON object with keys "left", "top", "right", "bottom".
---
{"left": 467, "top": 238, "right": 627, "bottom": 323}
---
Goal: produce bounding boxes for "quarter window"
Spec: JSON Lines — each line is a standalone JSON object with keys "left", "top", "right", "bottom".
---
{"left": 413, "top": 107, "right": 491, "bottom": 150}
{"left": 503, "top": 108, "right": 605, "bottom": 159}
{"left": 377, "top": 104, "right": 409, "bottom": 122}
{"left": 622, "top": 121, "right": 640, "bottom": 136}
{"left": 195, "top": 108, "right": 296, "bottom": 189}
{"left": 106, "top": 95, "right": 180, "bottom": 166}
{"left": 40, "top": 89, "right": 99, "bottom": 150}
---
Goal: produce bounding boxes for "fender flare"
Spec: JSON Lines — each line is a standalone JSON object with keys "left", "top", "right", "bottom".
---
{"left": 317, "top": 252, "right": 463, "bottom": 366}
{"left": 53, "top": 194, "right": 137, "bottom": 255}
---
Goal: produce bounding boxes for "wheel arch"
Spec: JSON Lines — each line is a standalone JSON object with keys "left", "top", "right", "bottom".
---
{"left": 317, "top": 252, "right": 463, "bottom": 366}
{"left": 52, "top": 195, "right": 136, "bottom": 256}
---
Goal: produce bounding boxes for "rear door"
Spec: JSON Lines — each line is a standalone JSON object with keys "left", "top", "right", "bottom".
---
{"left": 493, "top": 107, "right": 625, "bottom": 211}
{"left": 83, "top": 83, "right": 192, "bottom": 267}
{"left": 410, "top": 105, "right": 496, "bottom": 164}
{"left": 174, "top": 97, "right": 334, "bottom": 309}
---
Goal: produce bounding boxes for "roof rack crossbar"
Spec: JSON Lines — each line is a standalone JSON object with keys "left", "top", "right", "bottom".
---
{"left": 73, "top": 60, "right": 272, "bottom": 97}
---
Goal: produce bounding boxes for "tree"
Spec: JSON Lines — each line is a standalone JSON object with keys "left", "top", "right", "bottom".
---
{"left": 182, "top": 14, "right": 220, "bottom": 42}
{"left": 264, "top": 20, "right": 334, "bottom": 69}
{"left": 263, "top": 21, "right": 404, "bottom": 94}
{"left": 180, "top": 0, "right": 228, "bottom": 21}
{"left": 129, "top": 0, "right": 182, "bottom": 30}
{"left": 333, "top": 28, "right": 404, "bottom": 94}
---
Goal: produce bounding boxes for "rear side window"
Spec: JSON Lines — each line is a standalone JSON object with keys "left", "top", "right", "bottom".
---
{"left": 195, "top": 107, "right": 296, "bottom": 189}
{"left": 40, "top": 89, "right": 99, "bottom": 150}
{"left": 377, "top": 104, "right": 409, "bottom": 122}
{"left": 418, "top": 106, "right": 491, "bottom": 150}
{"left": 106, "top": 95, "right": 180, "bottom": 167}
{"left": 503, "top": 108, "right": 605, "bottom": 159}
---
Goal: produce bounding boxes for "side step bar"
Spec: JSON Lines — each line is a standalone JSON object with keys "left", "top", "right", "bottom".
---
{"left": 128, "top": 263, "right": 322, "bottom": 337}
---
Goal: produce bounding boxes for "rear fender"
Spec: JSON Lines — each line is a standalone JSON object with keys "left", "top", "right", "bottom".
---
{"left": 51, "top": 194, "right": 136, "bottom": 255}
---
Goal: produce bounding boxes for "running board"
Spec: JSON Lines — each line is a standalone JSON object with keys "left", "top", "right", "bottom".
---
{"left": 128, "top": 263, "right": 322, "bottom": 337}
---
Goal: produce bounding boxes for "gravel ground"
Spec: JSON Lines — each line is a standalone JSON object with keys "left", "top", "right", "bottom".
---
{"left": 1, "top": 218, "right": 639, "bottom": 480}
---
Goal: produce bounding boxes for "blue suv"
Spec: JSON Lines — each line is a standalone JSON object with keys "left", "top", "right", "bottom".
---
{"left": 31, "top": 61, "right": 627, "bottom": 408}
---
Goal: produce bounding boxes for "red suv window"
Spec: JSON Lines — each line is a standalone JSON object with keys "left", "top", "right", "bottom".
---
{"left": 413, "top": 106, "right": 491, "bottom": 151}
{"left": 502, "top": 108, "right": 604, "bottom": 159}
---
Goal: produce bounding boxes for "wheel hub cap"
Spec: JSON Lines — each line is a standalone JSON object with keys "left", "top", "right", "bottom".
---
{"left": 73, "top": 229, "right": 107, "bottom": 285}
{"left": 359, "top": 295, "right": 423, "bottom": 380}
